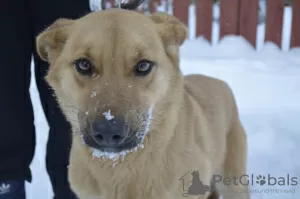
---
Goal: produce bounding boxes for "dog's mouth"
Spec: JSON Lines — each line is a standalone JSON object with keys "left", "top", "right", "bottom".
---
{"left": 83, "top": 133, "right": 142, "bottom": 153}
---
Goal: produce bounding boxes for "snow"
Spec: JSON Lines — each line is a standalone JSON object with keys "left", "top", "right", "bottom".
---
{"left": 90, "top": 90, "right": 97, "bottom": 98}
{"left": 25, "top": 3, "right": 300, "bottom": 199}
{"left": 91, "top": 143, "right": 144, "bottom": 165}
{"left": 135, "top": 105, "right": 153, "bottom": 141}
{"left": 102, "top": 109, "right": 115, "bottom": 120}
{"left": 180, "top": 39, "right": 300, "bottom": 198}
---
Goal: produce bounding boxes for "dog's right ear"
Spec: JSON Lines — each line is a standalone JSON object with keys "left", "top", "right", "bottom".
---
{"left": 36, "top": 18, "right": 74, "bottom": 62}
{"left": 149, "top": 12, "right": 188, "bottom": 47}
{"left": 149, "top": 12, "right": 188, "bottom": 60}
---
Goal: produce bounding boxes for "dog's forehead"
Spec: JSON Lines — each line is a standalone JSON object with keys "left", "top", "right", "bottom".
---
{"left": 71, "top": 10, "right": 159, "bottom": 45}
{"left": 76, "top": 9, "right": 155, "bottom": 34}
{"left": 67, "top": 10, "right": 162, "bottom": 59}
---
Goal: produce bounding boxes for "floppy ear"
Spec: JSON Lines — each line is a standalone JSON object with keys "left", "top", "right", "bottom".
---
{"left": 149, "top": 12, "right": 188, "bottom": 48}
{"left": 36, "top": 18, "right": 74, "bottom": 62}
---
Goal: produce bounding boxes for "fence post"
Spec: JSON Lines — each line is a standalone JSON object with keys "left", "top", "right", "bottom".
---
{"left": 109, "top": 0, "right": 115, "bottom": 7}
{"left": 149, "top": 0, "right": 161, "bottom": 13}
{"left": 196, "top": 0, "right": 213, "bottom": 42}
{"left": 291, "top": 0, "right": 300, "bottom": 48}
{"left": 219, "top": 0, "right": 240, "bottom": 39}
{"left": 265, "top": 0, "right": 285, "bottom": 48}
{"left": 239, "top": 0, "right": 259, "bottom": 48}
{"left": 173, "top": 0, "right": 190, "bottom": 25}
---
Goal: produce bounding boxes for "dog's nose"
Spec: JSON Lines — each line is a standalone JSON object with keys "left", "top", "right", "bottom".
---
{"left": 91, "top": 117, "right": 127, "bottom": 146}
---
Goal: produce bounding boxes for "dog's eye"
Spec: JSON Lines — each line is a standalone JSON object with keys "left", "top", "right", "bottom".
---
{"left": 134, "top": 60, "right": 153, "bottom": 76}
{"left": 74, "top": 59, "right": 93, "bottom": 75}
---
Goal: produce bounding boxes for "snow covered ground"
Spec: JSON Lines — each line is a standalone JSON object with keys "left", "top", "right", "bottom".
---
{"left": 181, "top": 38, "right": 300, "bottom": 199}
{"left": 25, "top": 3, "right": 300, "bottom": 199}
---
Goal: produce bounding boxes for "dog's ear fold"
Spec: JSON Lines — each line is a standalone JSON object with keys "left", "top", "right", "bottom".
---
{"left": 149, "top": 12, "right": 188, "bottom": 47}
{"left": 36, "top": 18, "right": 74, "bottom": 62}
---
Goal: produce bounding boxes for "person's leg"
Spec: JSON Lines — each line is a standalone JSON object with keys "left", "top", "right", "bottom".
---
{"left": 30, "top": 0, "right": 91, "bottom": 198}
{"left": 0, "top": 0, "right": 35, "bottom": 196}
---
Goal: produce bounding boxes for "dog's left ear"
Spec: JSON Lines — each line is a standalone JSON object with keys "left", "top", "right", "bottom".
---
{"left": 149, "top": 12, "right": 188, "bottom": 51}
{"left": 36, "top": 18, "right": 74, "bottom": 62}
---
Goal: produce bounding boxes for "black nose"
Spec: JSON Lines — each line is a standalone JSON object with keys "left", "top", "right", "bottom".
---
{"left": 91, "top": 117, "right": 127, "bottom": 146}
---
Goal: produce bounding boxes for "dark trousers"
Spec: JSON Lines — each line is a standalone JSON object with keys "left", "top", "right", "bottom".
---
{"left": 0, "top": 181, "right": 25, "bottom": 199}
{"left": 0, "top": 0, "right": 91, "bottom": 198}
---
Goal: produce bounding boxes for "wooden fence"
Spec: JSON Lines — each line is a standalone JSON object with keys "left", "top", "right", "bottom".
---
{"left": 105, "top": 0, "right": 300, "bottom": 50}
{"left": 173, "top": 0, "right": 299, "bottom": 50}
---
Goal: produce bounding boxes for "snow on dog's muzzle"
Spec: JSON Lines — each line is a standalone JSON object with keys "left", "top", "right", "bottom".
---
{"left": 80, "top": 104, "right": 154, "bottom": 156}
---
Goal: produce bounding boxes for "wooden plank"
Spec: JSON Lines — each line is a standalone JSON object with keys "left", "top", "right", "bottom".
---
{"left": 101, "top": 0, "right": 114, "bottom": 9}
{"left": 149, "top": 0, "right": 161, "bottom": 13}
{"left": 110, "top": 0, "right": 115, "bottom": 7}
{"left": 106, "top": 0, "right": 114, "bottom": 8}
{"left": 219, "top": 0, "right": 240, "bottom": 39}
{"left": 265, "top": 0, "right": 285, "bottom": 48}
{"left": 291, "top": 0, "right": 300, "bottom": 48}
{"left": 239, "top": 0, "right": 259, "bottom": 48}
{"left": 196, "top": 0, "right": 213, "bottom": 42}
{"left": 173, "top": 0, "right": 190, "bottom": 25}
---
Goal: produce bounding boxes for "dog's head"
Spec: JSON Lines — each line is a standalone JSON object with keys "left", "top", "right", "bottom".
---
{"left": 36, "top": 9, "right": 187, "bottom": 155}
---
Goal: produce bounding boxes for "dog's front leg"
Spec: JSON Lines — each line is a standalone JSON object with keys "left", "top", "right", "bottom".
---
{"left": 220, "top": 118, "right": 250, "bottom": 199}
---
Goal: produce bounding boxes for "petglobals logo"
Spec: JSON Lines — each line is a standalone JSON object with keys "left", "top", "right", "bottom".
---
{"left": 212, "top": 174, "right": 298, "bottom": 187}
{"left": 179, "top": 170, "right": 299, "bottom": 197}
{"left": 254, "top": 174, "right": 298, "bottom": 186}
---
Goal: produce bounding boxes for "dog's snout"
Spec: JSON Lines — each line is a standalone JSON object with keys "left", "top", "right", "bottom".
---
{"left": 91, "top": 117, "right": 127, "bottom": 146}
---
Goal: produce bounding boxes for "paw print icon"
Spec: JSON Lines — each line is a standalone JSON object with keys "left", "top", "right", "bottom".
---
{"left": 256, "top": 175, "right": 266, "bottom": 185}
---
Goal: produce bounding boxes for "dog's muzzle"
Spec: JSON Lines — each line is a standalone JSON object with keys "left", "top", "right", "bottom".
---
{"left": 82, "top": 116, "right": 140, "bottom": 153}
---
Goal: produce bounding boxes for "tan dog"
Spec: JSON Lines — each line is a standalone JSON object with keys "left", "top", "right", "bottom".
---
{"left": 36, "top": 9, "right": 250, "bottom": 199}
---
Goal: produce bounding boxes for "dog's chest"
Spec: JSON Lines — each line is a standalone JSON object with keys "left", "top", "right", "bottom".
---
{"left": 96, "top": 159, "right": 211, "bottom": 199}
{"left": 70, "top": 150, "right": 214, "bottom": 199}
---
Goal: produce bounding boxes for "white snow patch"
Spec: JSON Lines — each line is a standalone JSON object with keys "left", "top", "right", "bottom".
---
{"left": 92, "top": 74, "right": 100, "bottom": 80}
{"left": 102, "top": 109, "right": 114, "bottom": 120}
{"left": 135, "top": 105, "right": 154, "bottom": 141}
{"left": 80, "top": 134, "right": 85, "bottom": 144}
{"left": 91, "top": 144, "right": 144, "bottom": 164}
{"left": 90, "top": 91, "right": 97, "bottom": 98}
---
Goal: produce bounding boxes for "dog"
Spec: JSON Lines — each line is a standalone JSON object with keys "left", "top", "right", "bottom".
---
{"left": 36, "top": 8, "right": 250, "bottom": 199}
